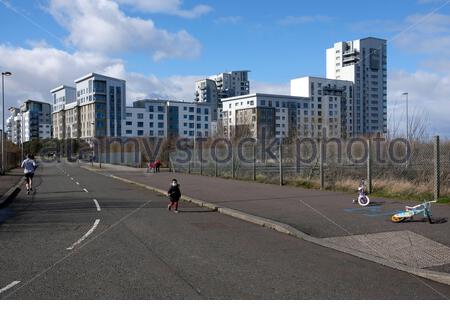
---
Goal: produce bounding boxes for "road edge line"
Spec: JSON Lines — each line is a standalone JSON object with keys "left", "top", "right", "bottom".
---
{"left": 80, "top": 166, "right": 450, "bottom": 287}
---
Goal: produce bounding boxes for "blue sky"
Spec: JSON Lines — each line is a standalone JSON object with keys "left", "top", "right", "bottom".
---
{"left": 1, "top": 0, "right": 450, "bottom": 136}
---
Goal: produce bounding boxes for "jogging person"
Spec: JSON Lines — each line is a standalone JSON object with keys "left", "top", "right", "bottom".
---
{"left": 21, "top": 154, "right": 37, "bottom": 195}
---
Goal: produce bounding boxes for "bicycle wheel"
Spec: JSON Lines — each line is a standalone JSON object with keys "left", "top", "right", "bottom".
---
{"left": 358, "top": 196, "right": 370, "bottom": 207}
{"left": 391, "top": 215, "right": 405, "bottom": 223}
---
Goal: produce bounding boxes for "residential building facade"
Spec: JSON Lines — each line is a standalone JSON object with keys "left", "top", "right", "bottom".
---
{"left": 20, "top": 100, "right": 52, "bottom": 142}
{"left": 75, "top": 73, "right": 126, "bottom": 139}
{"left": 291, "top": 76, "right": 354, "bottom": 138}
{"left": 195, "top": 70, "right": 250, "bottom": 121}
{"left": 221, "top": 94, "right": 310, "bottom": 140}
{"left": 6, "top": 107, "right": 21, "bottom": 144}
{"left": 123, "top": 99, "right": 212, "bottom": 139}
{"left": 51, "top": 85, "right": 76, "bottom": 140}
{"left": 326, "top": 37, "right": 387, "bottom": 135}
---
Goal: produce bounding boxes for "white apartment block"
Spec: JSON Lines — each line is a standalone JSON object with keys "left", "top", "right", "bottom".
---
{"left": 51, "top": 73, "right": 126, "bottom": 140}
{"left": 291, "top": 76, "right": 354, "bottom": 138}
{"left": 195, "top": 70, "right": 250, "bottom": 121}
{"left": 75, "top": 73, "right": 126, "bottom": 139}
{"left": 122, "top": 99, "right": 212, "bottom": 139}
{"left": 51, "top": 85, "right": 76, "bottom": 140}
{"left": 64, "top": 102, "right": 80, "bottom": 139}
{"left": 6, "top": 107, "right": 22, "bottom": 144}
{"left": 327, "top": 37, "right": 387, "bottom": 135}
{"left": 221, "top": 94, "right": 310, "bottom": 140}
{"left": 20, "top": 100, "right": 52, "bottom": 142}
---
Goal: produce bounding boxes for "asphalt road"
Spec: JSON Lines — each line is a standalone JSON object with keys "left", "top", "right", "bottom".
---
{"left": 0, "top": 161, "right": 449, "bottom": 299}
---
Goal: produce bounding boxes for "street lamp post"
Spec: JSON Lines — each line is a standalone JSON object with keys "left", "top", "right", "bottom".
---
{"left": 91, "top": 121, "right": 101, "bottom": 168}
{"left": 1, "top": 71, "right": 12, "bottom": 175}
{"left": 402, "top": 92, "right": 409, "bottom": 140}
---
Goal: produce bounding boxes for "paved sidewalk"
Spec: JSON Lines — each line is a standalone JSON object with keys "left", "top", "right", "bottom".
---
{"left": 79, "top": 163, "right": 450, "bottom": 274}
{"left": 0, "top": 168, "right": 23, "bottom": 200}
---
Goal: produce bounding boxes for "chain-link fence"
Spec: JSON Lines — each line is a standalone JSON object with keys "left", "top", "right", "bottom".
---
{"left": 170, "top": 137, "right": 450, "bottom": 201}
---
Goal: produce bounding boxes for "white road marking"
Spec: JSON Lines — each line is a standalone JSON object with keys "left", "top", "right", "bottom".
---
{"left": 83, "top": 188, "right": 89, "bottom": 193}
{"left": 66, "top": 219, "right": 100, "bottom": 251}
{"left": 70, "top": 177, "right": 74, "bottom": 181}
{"left": 76, "top": 182, "right": 80, "bottom": 185}
{"left": 0, "top": 281, "right": 21, "bottom": 294}
{"left": 93, "top": 199, "right": 101, "bottom": 212}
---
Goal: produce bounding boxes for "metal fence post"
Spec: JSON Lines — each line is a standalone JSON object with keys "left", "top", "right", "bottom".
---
{"left": 253, "top": 143, "right": 257, "bottom": 181}
{"left": 279, "top": 141, "right": 284, "bottom": 186}
{"left": 214, "top": 151, "right": 218, "bottom": 177}
{"left": 367, "top": 139, "right": 373, "bottom": 194}
{"left": 231, "top": 144, "right": 235, "bottom": 179}
{"left": 435, "top": 135, "right": 441, "bottom": 201}
{"left": 188, "top": 150, "right": 191, "bottom": 174}
{"left": 200, "top": 144, "right": 203, "bottom": 176}
{"left": 320, "top": 139, "right": 324, "bottom": 190}
{"left": 296, "top": 140, "right": 301, "bottom": 175}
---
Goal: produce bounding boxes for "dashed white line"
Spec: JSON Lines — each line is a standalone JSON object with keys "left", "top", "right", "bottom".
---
{"left": 83, "top": 188, "right": 89, "bottom": 193}
{"left": 0, "top": 281, "right": 21, "bottom": 294}
{"left": 93, "top": 199, "right": 101, "bottom": 212}
{"left": 70, "top": 177, "right": 74, "bottom": 181}
{"left": 66, "top": 219, "right": 100, "bottom": 251}
{"left": 76, "top": 182, "right": 80, "bottom": 185}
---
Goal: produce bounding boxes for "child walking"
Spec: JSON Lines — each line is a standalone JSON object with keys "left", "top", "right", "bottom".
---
{"left": 167, "top": 179, "right": 181, "bottom": 213}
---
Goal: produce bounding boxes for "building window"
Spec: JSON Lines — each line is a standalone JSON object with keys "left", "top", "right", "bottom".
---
{"left": 137, "top": 130, "right": 144, "bottom": 136}
{"left": 137, "top": 113, "right": 144, "bottom": 119}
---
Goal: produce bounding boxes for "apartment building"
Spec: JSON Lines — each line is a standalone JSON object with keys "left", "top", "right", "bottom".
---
{"left": 64, "top": 102, "right": 80, "bottom": 139}
{"left": 195, "top": 70, "right": 250, "bottom": 121}
{"left": 291, "top": 76, "right": 354, "bottom": 138}
{"left": 221, "top": 94, "right": 310, "bottom": 140}
{"left": 75, "top": 73, "right": 126, "bottom": 139}
{"left": 122, "top": 99, "right": 212, "bottom": 139}
{"left": 6, "top": 107, "right": 21, "bottom": 144}
{"left": 326, "top": 37, "right": 387, "bottom": 135}
{"left": 51, "top": 85, "right": 76, "bottom": 140}
{"left": 20, "top": 100, "right": 52, "bottom": 142}
{"left": 51, "top": 73, "right": 126, "bottom": 140}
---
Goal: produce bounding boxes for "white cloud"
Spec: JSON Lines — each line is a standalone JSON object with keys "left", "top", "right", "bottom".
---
{"left": 115, "top": 0, "right": 212, "bottom": 18}
{"left": 0, "top": 43, "right": 201, "bottom": 119}
{"left": 388, "top": 69, "right": 450, "bottom": 137}
{"left": 393, "top": 13, "right": 450, "bottom": 56}
{"left": 47, "top": 0, "right": 202, "bottom": 61}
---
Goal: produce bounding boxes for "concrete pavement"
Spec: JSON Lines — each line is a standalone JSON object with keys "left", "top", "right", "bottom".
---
{"left": 79, "top": 163, "right": 450, "bottom": 280}
{"left": 1, "top": 161, "right": 449, "bottom": 298}
{"left": 0, "top": 168, "right": 24, "bottom": 215}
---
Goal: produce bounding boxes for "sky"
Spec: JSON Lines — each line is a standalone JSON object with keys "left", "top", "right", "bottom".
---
{"left": 0, "top": 0, "right": 450, "bottom": 137}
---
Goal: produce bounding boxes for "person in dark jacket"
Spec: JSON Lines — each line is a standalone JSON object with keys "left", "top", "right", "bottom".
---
{"left": 167, "top": 179, "right": 181, "bottom": 213}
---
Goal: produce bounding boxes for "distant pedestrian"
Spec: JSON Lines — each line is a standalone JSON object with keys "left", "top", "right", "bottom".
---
{"left": 167, "top": 179, "right": 181, "bottom": 213}
{"left": 21, "top": 154, "right": 38, "bottom": 195}
{"left": 154, "top": 160, "right": 162, "bottom": 173}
